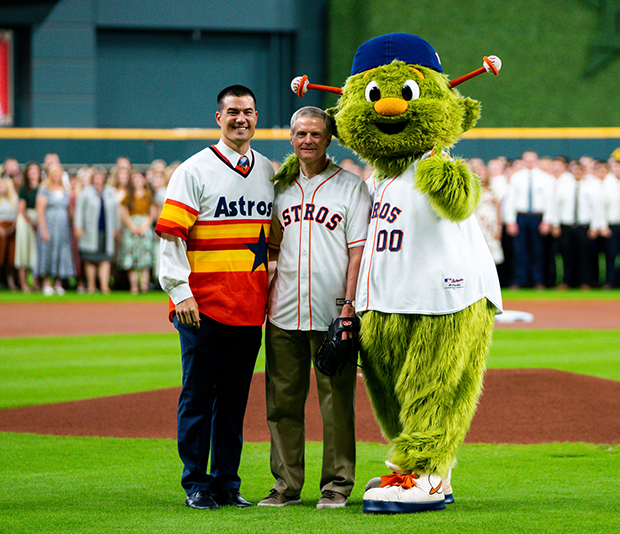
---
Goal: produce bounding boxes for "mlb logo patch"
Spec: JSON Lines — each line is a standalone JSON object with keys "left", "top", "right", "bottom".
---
{"left": 443, "top": 277, "right": 464, "bottom": 289}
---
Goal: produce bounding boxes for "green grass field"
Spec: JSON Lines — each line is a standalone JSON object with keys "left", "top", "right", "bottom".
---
{"left": 1, "top": 291, "right": 619, "bottom": 533}
{"left": 1, "top": 435, "right": 618, "bottom": 534}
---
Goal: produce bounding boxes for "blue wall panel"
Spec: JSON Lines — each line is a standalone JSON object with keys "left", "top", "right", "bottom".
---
{"left": 96, "top": 0, "right": 297, "bottom": 31}
{"left": 96, "top": 30, "right": 292, "bottom": 129}
{"left": 30, "top": 96, "right": 97, "bottom": 127}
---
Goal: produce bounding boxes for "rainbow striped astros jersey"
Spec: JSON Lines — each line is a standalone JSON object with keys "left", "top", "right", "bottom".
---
{"left": 156, "top": 142, "right": 274, "bottom": 326}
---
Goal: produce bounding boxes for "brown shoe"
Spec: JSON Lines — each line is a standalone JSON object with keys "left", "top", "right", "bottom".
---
{"left": 257, "top": 489, "right": 301, "bottom": 507}
{"left": 316, "top": 490, "right": 347, "bottom": 509}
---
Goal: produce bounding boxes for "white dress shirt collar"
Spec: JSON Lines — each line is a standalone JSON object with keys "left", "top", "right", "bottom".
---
{"left": 215, "top": 139, "right": 252, "bottom": 167}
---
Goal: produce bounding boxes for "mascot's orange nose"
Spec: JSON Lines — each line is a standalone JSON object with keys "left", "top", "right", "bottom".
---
{"left": 374, "top": 98, "right": 409, "bottom": 116}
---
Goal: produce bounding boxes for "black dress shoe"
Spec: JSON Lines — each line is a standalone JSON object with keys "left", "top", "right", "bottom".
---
{"left": 185, "top": 491, "right": 219, "bottom": 510}
{"left": 213, "top": 488, "right": 253, "bottom": 507}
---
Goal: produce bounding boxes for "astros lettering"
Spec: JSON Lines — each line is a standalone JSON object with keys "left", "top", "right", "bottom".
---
{"left": 370, "top": 201, "right": 402, "bottom": 223}
{"left": 215, "top": 195, "right": 273, "bottom": 218}
{"left": 281, "top": 203, "right": 343, "bottom": 231}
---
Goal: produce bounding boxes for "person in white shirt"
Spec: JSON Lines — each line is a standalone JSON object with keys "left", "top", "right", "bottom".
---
{"left": 551, "top": 160, "right": 601, "bottom": 288}
{"left": 488, "top": 158, "right": 509, "bottom": 212}
{"left": 488, "top": 157, "right": 513, "bottom": 286}
{"left": 540, "top": 156, "right": 562, "bottom": 287}
{"left": 598, "top": 159, "right": 620, "bottom": 288}
{"left": 259, "top": 106, "right": 371, "bottom": 509}
{"left": 504, "top": 151, "right": 554, "bottom": 288}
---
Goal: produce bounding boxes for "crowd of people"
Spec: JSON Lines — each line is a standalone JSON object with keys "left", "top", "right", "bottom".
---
{"left": 470, "top": 150, "right": 620, "bottom": 290}
{"left": 1, "top": 148, "right": 619, "bottom": 294}
{"left": 0, "top": 153, "right": 180, "bottom": 295}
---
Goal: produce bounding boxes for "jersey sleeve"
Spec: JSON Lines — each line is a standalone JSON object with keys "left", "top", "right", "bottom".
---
{"left": 155, "top": 167, "right": 200, "bottom": 240}
{"left": 346, "top": 178, "right": 372, "bottom": 248}
{"left": 159, "top": 233, "right": 194, "bottom": 304}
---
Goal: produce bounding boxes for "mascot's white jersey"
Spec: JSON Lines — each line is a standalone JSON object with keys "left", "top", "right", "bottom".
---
{"left": 268, "top": 161, "right": 371, "bottom": 331}
{"left": 356, "top": 163, "right": 503, "bottom": 316}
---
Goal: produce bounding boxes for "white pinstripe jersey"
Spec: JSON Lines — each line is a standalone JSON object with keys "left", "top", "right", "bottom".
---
{"left": 356, "top": 164, "right": 502, "bottom": 315}
{"left": 268, "top": 161, "right": 371, "bottom": 331}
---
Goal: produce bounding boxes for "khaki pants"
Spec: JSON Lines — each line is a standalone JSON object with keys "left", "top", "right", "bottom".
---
{"left": 265, "top": 321, "right": 357, "bottom": 497}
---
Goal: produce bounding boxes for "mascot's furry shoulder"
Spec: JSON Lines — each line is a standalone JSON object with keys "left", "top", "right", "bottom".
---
{"left": 291, "top": 33, "right": 503, "bottom": 514}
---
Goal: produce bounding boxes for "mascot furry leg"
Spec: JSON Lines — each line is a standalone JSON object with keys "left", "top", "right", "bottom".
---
{"left": 359, "top": 299, "right": 495, "bottom": 513}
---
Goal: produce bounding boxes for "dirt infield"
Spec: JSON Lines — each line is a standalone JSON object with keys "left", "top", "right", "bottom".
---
{"left": 2, "top": 298, "right": 620, "bottom": 338}
{"left": 1, "top": 298, "right": 620, "bottom": 444}
{"left": 2, "top": 368, "right": 620, "bottom": 444}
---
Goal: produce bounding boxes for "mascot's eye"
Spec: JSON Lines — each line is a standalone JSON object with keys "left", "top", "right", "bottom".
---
{"left": 401, "top": 80, "right": 420, "bottom": 101}
{"left": 364, "top": 81, "right": 381, "bottom": 102}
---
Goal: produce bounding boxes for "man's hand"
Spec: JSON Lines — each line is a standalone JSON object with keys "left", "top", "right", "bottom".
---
{"left": 538, "top": 221, "right": 551, "bottom": 235}
{"left": 339, "top": 304, "right": 356, "bottom": 340}
{"left": 175, "top": 297, "right": 201, "bottom": 329}
{"left": 506, "top": 222, "right": 519, "bottom": 236}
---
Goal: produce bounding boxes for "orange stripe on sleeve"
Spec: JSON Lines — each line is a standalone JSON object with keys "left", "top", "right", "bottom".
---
{"left": 155, "top": 199, "right": 199, "bottom": 240}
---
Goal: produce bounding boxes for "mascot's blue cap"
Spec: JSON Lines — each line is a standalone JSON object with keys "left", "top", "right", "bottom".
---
{"left": 350, "top": 33, "right": 443, "bottom": 76}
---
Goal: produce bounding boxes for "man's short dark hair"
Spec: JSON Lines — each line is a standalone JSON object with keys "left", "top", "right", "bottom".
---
{"left": 217, "top": 85, "right": 257, "bottom": 112}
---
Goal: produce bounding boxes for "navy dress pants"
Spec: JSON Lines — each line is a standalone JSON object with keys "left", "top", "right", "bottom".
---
{"left": 512, "top": 213, "right": 544, "bottom": 287}
{"left": 174, "top": 313, "right": 262, "bottom": 495}
{"left": 575, "top": 225, "right": 599, "bottom": 287}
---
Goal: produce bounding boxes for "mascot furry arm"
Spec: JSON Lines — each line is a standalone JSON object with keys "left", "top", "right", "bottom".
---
{"left": 291, "top": 33, "right": 503, "bottom": 515}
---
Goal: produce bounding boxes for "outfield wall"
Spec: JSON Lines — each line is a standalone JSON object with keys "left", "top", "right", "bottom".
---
{"left": 1, "top": 127, "right": 619, "bottom": 166}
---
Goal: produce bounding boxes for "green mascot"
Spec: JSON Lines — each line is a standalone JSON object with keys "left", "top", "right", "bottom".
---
{"left": 291, "top": 33, "right": 503, "bottom": 514}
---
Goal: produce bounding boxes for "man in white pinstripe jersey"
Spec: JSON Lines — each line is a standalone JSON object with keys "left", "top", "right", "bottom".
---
{"left": 259, "top": 106, "right": 371, "bottom": 509}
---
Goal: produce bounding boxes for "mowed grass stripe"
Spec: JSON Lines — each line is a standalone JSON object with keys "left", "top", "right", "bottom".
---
{"left": 1, "top": 434, "right": 618, "bottom": 534}
{"left": 488, "top": 329, "right": 620, "bottom": 380}
{"left": 0, "top": 333, "right": 267, "bottom": 409}
{"left": 1, "top": 329, "right": 619, "bottom": 409}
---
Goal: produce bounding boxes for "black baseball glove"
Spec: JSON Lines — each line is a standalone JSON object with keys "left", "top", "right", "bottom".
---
{"left": 314, "top": 317, "right": 361, "bottom": 377}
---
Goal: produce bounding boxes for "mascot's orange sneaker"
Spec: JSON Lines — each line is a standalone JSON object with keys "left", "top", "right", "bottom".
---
{"left": 363, "top": 461, "right": 446, "bottom": 514}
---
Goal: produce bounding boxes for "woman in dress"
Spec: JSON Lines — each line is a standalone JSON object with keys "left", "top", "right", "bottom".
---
{"left": 0, "top": 177, "right": 18, "bottom": 290}
{"left": 119, "top": 171, "right": 156, "bottom": 294}
{"left": 15, "top": 162, "right": 42, "bottom": 292}
{"left": 109, "top": 165, "right": 131, "bottom": 205}
{"left": 74, "top": 166, "right": 120, "bottom": 294}
{"left": 474, "top": 160, "right": 505, "bottom": 266}
{"left": 35, "top": 163, "right": 75, "bottom": 295}
{"left": 108, "top": 165, "right": 132, "bottom": 289}
{"left": 69, "top": 166, "right": 93, "bottom": 293}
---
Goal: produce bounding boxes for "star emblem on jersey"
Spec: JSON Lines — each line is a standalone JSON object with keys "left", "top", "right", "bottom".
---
{"left": 245, "top": 224, "right": 268, "bottom": 273}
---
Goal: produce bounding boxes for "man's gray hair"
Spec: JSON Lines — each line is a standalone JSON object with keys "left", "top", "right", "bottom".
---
{"left": 290, "top": 106, "right": 333, "bottom": 138}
